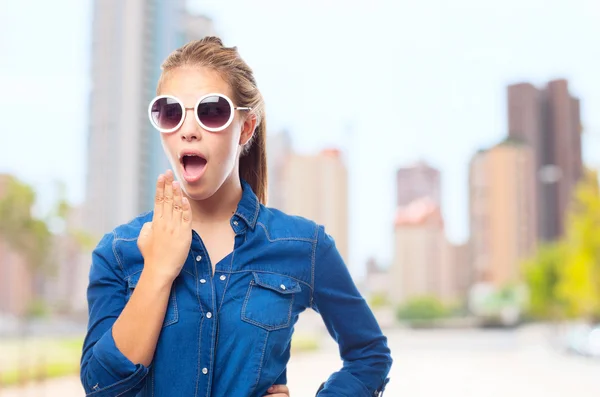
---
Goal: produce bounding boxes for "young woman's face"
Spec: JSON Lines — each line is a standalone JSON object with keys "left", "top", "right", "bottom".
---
{"left": 157, "top": 66, "right": 254, "bottom": 200}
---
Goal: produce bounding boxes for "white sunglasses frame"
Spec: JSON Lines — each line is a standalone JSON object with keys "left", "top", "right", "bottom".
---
{"left": 148, "top": 93, "right": 252, "bottom": 133}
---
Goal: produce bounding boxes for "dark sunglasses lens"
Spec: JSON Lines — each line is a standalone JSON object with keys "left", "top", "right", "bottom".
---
{"left": 197, "top": 95, "right": 231, "bottom": 129}
{"left": 151, "top": 97, "right": 182, "bottom": 130}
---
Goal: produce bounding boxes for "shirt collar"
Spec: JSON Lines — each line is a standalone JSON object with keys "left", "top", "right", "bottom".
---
{"left": 232, "top": 179, "right": 260, "bottom": 230}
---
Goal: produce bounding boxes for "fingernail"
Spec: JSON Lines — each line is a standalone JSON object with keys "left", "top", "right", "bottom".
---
{"left": 268, "top": 386, "right": 274, "bottom": 392}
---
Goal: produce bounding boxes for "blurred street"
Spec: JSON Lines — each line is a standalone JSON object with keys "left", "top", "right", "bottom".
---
{"left": 2, "top": 324, "right": 599, "bottom": 397}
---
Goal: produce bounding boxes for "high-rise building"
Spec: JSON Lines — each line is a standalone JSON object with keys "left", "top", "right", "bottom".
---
{"left": 507, "top": 79, "right": 582, "bottom": 241}
{"left": 0, "top": 240, "right": 31, "bottom": 317}
{"left": 440, "top": 241, "right": 470, "bottom": 303}
{"left": 84, "top": 1, "right": 214, "bottom": 238}
{"left": 468, "top": 139, "right": 537, "bottom": 287}
{"left": 43, "top": 205, "right": 91, "bottom": 315}
{"left": 390, "top": 197, "right": 445, "bottom": 304}
{"left": 396, "top": 160, "right": 441, "bottom": 207}
{"left": 280, "top": 149, "right": 349, "bottom": 264}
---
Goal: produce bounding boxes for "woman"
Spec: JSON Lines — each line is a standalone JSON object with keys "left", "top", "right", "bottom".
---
{"left": 80, "top": 36, "right": 392, "bottom": 397}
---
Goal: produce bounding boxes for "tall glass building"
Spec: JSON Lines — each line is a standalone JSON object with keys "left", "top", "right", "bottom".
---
{"left": 84, "top": 0, "right": 214, "bottom": 238}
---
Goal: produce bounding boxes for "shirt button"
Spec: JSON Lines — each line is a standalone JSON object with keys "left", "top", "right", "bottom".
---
{"left": 202, "top": 367, "right": 208, "bottom": 375}
{"left": 196, "top": 255, "right": 202, "bottom": 261}
{"left": 233, "top": 220, "right": 239, "bottom": 226}
{"left": 219, "top": 275, "right": 226, "bottom": 281}
{"left": 200, "top": 279, "right": 206, "bottom": 284}
{"left": 280, "top": 284, "right": 286, "bottom": 291}
{"left": 206, "top": 312, "right": 212, "bottom": 319}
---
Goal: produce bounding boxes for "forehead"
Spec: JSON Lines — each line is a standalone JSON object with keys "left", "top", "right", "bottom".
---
{"left": 158, "top": 66, "right": 233, "bottom": 105}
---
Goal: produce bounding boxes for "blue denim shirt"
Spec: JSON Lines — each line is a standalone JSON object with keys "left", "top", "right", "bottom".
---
{"left": 80, "top": 180, "right": 392, "bottom": 397}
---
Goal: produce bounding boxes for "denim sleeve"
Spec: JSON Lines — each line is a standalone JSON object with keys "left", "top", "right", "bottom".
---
{"left": 311, "top": 225, "right": 393, "bottom": 397}
{"left": 80, "top": 232, "right": 149, "bottom": 397}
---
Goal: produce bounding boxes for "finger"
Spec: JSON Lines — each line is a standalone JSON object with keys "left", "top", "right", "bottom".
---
{"left": 172, "top": 181, "right": 183, "bottom": 227}
{"left": 263, "top": 394, "right": 289, "bottom": 397}
{"left": 140, "top": 222, "right": 152, "bottom": 236}
{"left": 138, "top": 222, "right": 151, "bottom": 242}
{"left": 153, "top": 174, "right": 165, "bottom": 220}
{"left": 163, "top": 170, "right": 174, "bottom": 221}
{"left": 137, "top": 222, "right": 152, "bottom": 252}
{"left": 182, "top": 197, "right": 192, "bottom": 225}
{"left": 267, "top": 385, "right": 289, "bottom": 395}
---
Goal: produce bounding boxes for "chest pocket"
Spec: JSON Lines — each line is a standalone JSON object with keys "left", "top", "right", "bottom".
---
{"left": 241, "top": 272, "right": 302, "bottom": 331}
{"left": 126, "top": 272, "right": 179, "bottom": 328}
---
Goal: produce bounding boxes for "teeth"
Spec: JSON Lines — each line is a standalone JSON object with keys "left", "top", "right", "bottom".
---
{"left": 179, "top": 153, "right": 198, "bottom": 159}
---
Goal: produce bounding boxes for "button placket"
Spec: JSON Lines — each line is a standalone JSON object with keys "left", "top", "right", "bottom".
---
{"left": 191, "top": 235, "right": 219, "bottom": 396}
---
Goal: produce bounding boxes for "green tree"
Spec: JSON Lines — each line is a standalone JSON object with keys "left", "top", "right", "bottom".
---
{"left": 368, "top": 292, "right": 390, "bottom": 309}
{"left": 0, "top": 176, "right": 52, "bottom": 274}
{"left": 556, "top": 169, "right": 600, "bottom": 320}
{"left": 396, "top": 296, "right": 448, "bottom": 322}
{"left": 523, "top": 169, "right": 600, "bottom": 322}
{"left": 522, "top": 242, "right": 565, "bottom": 319}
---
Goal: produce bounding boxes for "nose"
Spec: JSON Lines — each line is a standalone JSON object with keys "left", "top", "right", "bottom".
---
{"left": 179, "top": 108, "right": 201, "bottom": 142}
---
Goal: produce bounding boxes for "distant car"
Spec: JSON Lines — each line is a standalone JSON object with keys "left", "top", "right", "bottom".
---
{"left": 561, "top": 323, "right": 600, "bottom": 359}
{"left": 586, "top": 325, "right": 600, "bottom": 358}
{"left": 563, "top": 323, "right": 592, "bottom": 355}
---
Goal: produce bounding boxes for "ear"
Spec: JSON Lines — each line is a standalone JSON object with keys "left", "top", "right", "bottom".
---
{"left": 239, "top": 113, "right": 257, "bottom": 146}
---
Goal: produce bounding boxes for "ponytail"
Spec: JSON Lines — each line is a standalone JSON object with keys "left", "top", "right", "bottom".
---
{"left": 240, "top": 120, "right": 268, "bottom": 205}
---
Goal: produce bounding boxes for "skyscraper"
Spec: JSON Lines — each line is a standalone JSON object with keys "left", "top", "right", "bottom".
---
{"left": 84, "top": 1, "right": 214, "bottom": 238}
{"left": 469, "top": 139, "right": 537, "bottom": 286}
{"left": 507, "top": 79, "right": 583, "bottom": 241}
{"left": 440, "top": 241, "right": 470, "bottom": 302}
{"left": 280, "top": 149, "right": 349, "bottom": 264}
{"left": 396, "top": 160, "right": 441, "bottom": 207}
{"left": 390, "top": 197, "right": 445, "bottom": 304}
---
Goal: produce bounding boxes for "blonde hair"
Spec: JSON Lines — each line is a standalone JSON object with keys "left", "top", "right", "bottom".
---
{"left": 158, "top": 36, "right": 268, "bottom": 204}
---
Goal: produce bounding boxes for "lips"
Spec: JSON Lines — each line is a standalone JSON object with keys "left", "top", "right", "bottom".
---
{"left": 178, "top": 150, "right": 207, "bottom": 183}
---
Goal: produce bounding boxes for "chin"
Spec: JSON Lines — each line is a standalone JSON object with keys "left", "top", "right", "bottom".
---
{"left": 180, "top": 177, "right": 218, "bottom": 201}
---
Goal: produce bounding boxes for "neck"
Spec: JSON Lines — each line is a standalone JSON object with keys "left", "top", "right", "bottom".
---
{"left": 188, "top": 175, "right": 242, "bottom": 226}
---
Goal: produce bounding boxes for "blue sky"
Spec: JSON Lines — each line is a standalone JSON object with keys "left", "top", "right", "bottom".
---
{"left": 1, "top": 0, "right": 599, "bottom": 275}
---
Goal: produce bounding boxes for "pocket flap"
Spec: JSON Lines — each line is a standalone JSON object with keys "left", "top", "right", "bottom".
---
{"left": 252, "top": 272, "right": 301, "bottom": 294}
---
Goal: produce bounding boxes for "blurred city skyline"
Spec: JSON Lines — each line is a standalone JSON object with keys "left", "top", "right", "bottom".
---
{"left": 1, "top": 2, "right": 600, "bottom": 394}
{"left": 1, "top": 0, "right": 599, "bottom": 275}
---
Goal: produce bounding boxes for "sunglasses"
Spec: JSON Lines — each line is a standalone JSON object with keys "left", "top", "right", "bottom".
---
{"left": 148, "top": 93, "right": 252, "bottom": 133}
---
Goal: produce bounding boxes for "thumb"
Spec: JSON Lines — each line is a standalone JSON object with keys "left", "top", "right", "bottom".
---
{"left": 139, "top": 222, "right": 152, "bottom": 239}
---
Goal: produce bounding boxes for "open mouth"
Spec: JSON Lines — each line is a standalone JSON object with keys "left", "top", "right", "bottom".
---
{"left": 180, "top": 153, "right": 207, "bottom": 182}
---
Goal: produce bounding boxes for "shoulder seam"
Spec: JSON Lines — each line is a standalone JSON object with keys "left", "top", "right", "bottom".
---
{"left": 111, "top": 230, "right": 126, "bottom": 274}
